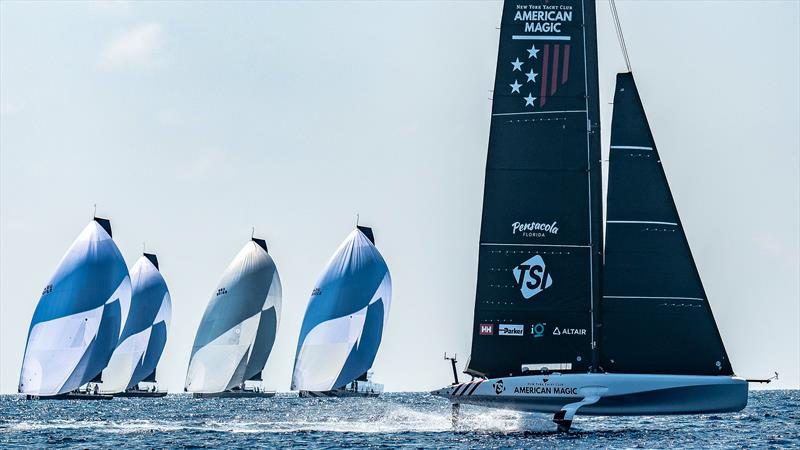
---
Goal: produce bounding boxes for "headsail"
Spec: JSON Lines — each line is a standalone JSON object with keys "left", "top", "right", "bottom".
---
{"left": 101, "top": 253, "right": 172, "bottom": 392}
{"left": 600, "top": 73, "right": 732, "bottom": 375}
{"left": 18, "top": 218, "right": 131, "bottom": 396}
{"left": 185, "top": 238, "right": 282, "bottom": 393}
{"left": 292, "top": 227, "right": 392, "bottom": 392}
{"left": 467, "top": 0, "right": 603, "bottom": 378}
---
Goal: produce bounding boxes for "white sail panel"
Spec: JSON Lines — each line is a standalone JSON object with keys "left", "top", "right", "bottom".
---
{"left": 185, "top": 239, "right": 281, "bottom": 393}
{"left": 292, "top": 228, "right": 392, "bottom": 391}
{"left": 19, "top": 219, "right": 131, "bottom": 396}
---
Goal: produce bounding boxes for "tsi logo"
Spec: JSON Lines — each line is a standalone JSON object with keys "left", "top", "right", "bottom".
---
{"left": 493, "top": 379, "right": 506, "bottom": 395}
{"left": 531, "top": 323, "right": 546, "bottom": 338}
{"left": 512, "top": 255, "right": 553, "bottom": 299}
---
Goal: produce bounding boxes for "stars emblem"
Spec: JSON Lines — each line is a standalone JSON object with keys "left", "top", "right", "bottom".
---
{"left": 525, "top": 69, "right": 538, "bottom": 83}
{"left": 509, "top": 79, "right": 522, "bottom": 94}
{"left": 511, "top": 57, "right": 524, "bottom": 71}
{"left": 526, "top": 44, "right": 540, "bottom": 59}
{"left": 524, "top": 93, "right": 537, "bottom": 107}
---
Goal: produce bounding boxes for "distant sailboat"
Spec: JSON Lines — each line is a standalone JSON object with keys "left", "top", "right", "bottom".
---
{"left": 185, "top": 237, "right": 281, "bottom": 398}
{"left": 292, "top": 226, "right": 391, "bottom": 397}
{"left": 432, "top": 0, "right": 747, "bottom": 431}
{"left": 19, "top": 217, "right": 131, "bottom": 400}
{"left": 103, "top": 253, "right": 172, "bottom": 397}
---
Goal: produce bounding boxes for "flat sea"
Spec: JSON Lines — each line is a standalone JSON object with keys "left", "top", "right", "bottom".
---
{"left": 1, "top": 390, "right": 798, "bottom": 448}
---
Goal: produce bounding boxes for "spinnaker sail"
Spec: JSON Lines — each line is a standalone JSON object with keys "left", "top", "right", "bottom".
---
{"left": 600, "top": 72, "right": 732, "bottom": 375}
{"left": 466, "top": 0, "right": 603, "bottom": 378}
{"left": 292, "top": 226, "right": 392, "bottom": 392}
{"left": 18, "top": 218, "right": 131, "bottom": 396}
{"left": 185, "top": 238, "right": 281, "bottom": 393}
{"left": 101, "top": 253, "right": 172, "bottom": 393}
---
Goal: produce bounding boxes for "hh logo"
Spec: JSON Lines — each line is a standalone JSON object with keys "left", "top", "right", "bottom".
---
{"left": 479, "top": 324, "right": 494, "bottom": 335}
{"left": 512, "top": 255, "right": 553, "bottom": 299}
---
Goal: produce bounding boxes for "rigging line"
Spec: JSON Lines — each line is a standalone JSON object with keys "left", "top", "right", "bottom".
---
{"left": 609, "top": 0, "right": 632, "bottom": 73}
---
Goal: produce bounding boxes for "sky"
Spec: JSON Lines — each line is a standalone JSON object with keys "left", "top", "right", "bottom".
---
{"left": 1, "top": 0, "right": 798, "bottom": 394}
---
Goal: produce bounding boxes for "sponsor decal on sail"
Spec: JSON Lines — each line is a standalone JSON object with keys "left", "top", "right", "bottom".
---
{"left": 512, "top": 255, "right": 553, "bottom": 299}
{"left": 511, "top": 221, "right": 559, "bottom": 239}
{"left": 552, "top": 326, "right": 586, "bottom": 336}
{"left": 479, "top": 324, "right": 494, "bottom": 335}
{"left": 498, "top": 324, "right": 524, "bottom": 336}
{"left": 531, "top": 323, "right": 546, "bottom": 338}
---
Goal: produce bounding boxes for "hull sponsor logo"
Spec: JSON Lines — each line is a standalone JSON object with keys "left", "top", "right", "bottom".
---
{"left": 511, "top": 220, "right": 559, "bottom": 239}
{"left": 498, "top": 324, "right": 524, "bottom": 336}
{"left": 493, "top": 379, "right": 506, "bottom": 395}
{"left": 479, "top": 324, "right": 494, "bottom": 335}
{"left": 513, "top": 385, "right": 578, "bottom": 395}
{"left": 512, "top": 255, "right": 553, "bottom": 299}
{"left": 552, "top": 327, "right": 587, "bottom": 336}
{"left": 531, "top": 323, "right": 545, "bottom": 338}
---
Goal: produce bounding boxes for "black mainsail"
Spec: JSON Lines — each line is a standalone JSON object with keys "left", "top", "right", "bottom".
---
{"left": 600, "top": 73, "right": 732, "bottom": 375}
{"left": 467, "top": 0, "right": 603, "bottom": 378}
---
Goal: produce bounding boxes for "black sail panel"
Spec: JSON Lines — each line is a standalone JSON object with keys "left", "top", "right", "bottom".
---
{"left": 600, "top": 73, "right": 733, "bottom": 375}
{"left": 467, "top": 0, "right": 603, "bottom": 378}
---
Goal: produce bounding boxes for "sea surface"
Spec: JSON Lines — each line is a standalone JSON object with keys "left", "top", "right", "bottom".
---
{"left": 1, "top": 390, "right": 798, "bottom": 448}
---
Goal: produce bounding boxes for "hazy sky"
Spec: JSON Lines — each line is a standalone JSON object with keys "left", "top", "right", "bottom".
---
{"left": 1, "top": 1, "right": 798, "bottom": 394}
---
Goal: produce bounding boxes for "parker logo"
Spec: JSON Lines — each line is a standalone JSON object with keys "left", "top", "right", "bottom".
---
{"left": 531, "top": 323, "right": 546, "bottom": 338}
{"left": 479, "top": 324, "right": 494, "bottom": 335}
{"left": 511, "top": 220, "right": 559, "bottom": 238}
{"left": 498, "top": 324, "right": 524, "bottom": 336}
{"left": 512, "top": 255, "right": 553, "bottom": 299}
{"left": 493, "top": 379, "right": 506, "bottom": 395}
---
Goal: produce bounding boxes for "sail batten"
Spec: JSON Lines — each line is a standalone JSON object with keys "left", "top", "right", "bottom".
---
{"left": 599, "top": 72, "right": 732, "bottom": 376}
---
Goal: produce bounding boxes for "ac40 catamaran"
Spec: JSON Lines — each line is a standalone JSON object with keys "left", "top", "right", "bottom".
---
{"left": 432, "top": 0, "right": 748, "bottom": 431}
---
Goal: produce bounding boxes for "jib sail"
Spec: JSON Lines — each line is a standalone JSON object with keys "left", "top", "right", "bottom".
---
{"left": 599, "top": 73, "right": 732, "bottom": 375}
{"left": 466, "top": 0, "right": 603, "bottom": 378}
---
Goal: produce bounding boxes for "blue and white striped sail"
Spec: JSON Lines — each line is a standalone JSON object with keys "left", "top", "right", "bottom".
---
{"left": 101, "top": 253, "right": 172, "bottom": 393}
{"left": 185, "top": 239, "right": 281, "bottom": 393}
{"left": 18, "top": 218, "right": 131, "bottom": 396}
{"left": 291, "top": 227, "right": 392, "bottom": 392}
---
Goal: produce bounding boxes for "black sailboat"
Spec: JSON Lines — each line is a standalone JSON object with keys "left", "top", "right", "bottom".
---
{"left": 433, "top": 0, "right": 747, "bottom": 432}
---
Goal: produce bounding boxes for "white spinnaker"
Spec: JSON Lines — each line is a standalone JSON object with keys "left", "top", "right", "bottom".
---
{"left": 101, "top": 257, "right": 155, "bottom": 393}
{"left": 292, "top": 229, "right": 392, "bottom": 391}
{"left": 185, "top": 240, "right": 279, "bottom": 393}
{"left": 19, "top": 220, "right": 131, "bottom": 396}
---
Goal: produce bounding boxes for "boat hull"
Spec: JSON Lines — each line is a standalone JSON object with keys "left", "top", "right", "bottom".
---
{"left": 192, "top": 390, "right": 275, "bottom": 399}
{"left": 113, "top": 390, "right": 168, "bottom": 398}
{"left": 298, "top": 389, "right": 380, "bottom": 398}
{"left": 25, "top": 392, "right": 113, "bottom": 401}
{"left": 432, "top": 373, "right": 748, "bottom": 416}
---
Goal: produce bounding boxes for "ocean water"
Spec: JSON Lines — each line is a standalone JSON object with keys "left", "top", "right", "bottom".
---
{"left": 1, "top": 390, "right": 798, "bottom": 448}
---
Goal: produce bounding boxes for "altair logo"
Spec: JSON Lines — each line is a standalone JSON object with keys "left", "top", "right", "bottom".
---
{"left": 512, "top": 255, "right": 553, "bottom": 299}
{"left": 512, "top": 221, "right": 559, "bottom": 238}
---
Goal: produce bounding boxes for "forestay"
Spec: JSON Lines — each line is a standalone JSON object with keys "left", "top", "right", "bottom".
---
{"left": 18, "top": 218, "right": 131, "bottom": 396}
{"left": 292, "top": 227, "right": 391, "bottom": 392}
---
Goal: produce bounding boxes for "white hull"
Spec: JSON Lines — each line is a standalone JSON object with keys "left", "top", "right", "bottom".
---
{"left": 433, "top": 373, "right": 747, "bottom": 429}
